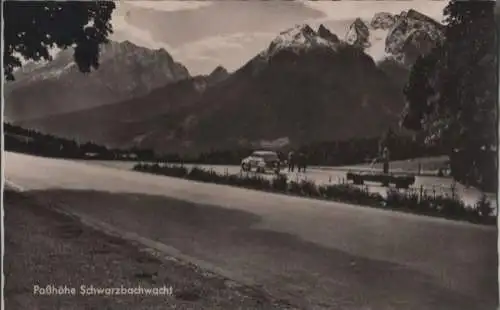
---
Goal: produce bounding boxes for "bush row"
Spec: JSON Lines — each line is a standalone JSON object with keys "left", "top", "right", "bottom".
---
{"left": 133, "top": 163, "right": 496, "bottom": 226}
{"left": 385, "top": 189, "right": 495, "bottom": 224}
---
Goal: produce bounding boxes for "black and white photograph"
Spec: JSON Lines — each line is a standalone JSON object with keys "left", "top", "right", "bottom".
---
{"left": 2, "top": 0, "right": 499, "bottom": 309}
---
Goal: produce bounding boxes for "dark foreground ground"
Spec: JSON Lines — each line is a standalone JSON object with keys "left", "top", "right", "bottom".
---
{"left": 3, "top": 190, "right": 295, "bottom": 310}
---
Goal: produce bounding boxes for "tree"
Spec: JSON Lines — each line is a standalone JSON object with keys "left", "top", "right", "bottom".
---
{"left": 3, "top": 1, "right": 116, "bottom": 81}
{"left": 402, "top": 0, "right": 497, "bottom": 190}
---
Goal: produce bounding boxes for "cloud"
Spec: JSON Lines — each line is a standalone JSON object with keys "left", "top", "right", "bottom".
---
{"left": 172, "top": 32, "right": 276, "bottom": 74}
{"left": 108, "top": 0, "right": 449, "bottom": 75}
{"left": 125, "top": 1, "right": 213, "bottom": 12}
{"left": 177, "top": 32, "right": 275, "bottom": 53}
{"left": 110, "top": 8, "right": 173, "bottom": 51}
{"left": 301, "top": 0, "right": 447, "bottom": 22}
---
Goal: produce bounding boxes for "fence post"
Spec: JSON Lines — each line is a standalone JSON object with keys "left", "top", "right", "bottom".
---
{"left": 450, "top": 180, "right": 457, "bottom": 200}
{"left": 419, "top": 185, "right": 424, "bottom": 202}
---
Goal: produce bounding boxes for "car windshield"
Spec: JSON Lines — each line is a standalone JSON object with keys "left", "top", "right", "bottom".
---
{"left": 252, "top": 152, "right": 278, "bottom": 161}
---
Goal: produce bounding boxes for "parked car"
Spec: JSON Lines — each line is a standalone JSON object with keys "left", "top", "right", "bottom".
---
{"left": 241, "top": 151, "right": 281, "bottom": 173}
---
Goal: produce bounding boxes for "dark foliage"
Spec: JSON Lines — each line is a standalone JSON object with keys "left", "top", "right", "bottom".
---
{"left": 295, "top": 134, "right": 444, "bottom": 166}
{"left": 385, "top": 187, "right": 495, "bottom": 225}
{"left": 475, "top": 194, "right": 494, "bottom": 218}
{"left": 386, "top": 188, "right": 425, "bottom": 211}
{"left": 402, "top": 0, "right": 498, "bottom": 191}
{"left": 134, "top": 163, "right": 188, "bottom": 178}
{"left": 168, "top": 134, "right": 443, "bottom": 167}
{"left": 319, "top": 184, "right": 384, "bottom": 206}
{"left": 271, "top": 174, "right": 288, "bottom": 192}
{"left": 4, "top": 1, "right": 116, "bottom": 81}
{"left": 4, "top": 123, "right": 156, "bottom": 161}
{"left": 287, "top": 179, "right": 321, "bottom": 197}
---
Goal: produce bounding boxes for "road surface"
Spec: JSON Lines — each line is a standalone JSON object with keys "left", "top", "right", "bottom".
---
{"left": 5, "top": 152, "right": 499, "bottom": 310}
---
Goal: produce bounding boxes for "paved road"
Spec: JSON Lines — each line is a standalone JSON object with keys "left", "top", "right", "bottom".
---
{"left": 6, "top": 152, "right": 498, "bottom": 310}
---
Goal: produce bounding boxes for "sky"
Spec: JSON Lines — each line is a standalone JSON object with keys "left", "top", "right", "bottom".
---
{"left": 110, "top": 1, "right": 448, "bottom": 75}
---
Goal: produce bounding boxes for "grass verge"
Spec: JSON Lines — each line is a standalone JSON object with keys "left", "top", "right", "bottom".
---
{"left": 133, "top": 163, "right": 496, "bottom": 226}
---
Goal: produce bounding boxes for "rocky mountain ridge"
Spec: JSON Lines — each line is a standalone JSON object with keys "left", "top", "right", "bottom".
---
{"left": 18, "top": 23, "right": 406, "bottom": 154}
{"left": 261, "top": 24, "right": 342, "bottom": 60}
{"left": 345, "top": 9, "right": 445, "bottom": 66}
{"left": 5, "top": 40, "right": 190, "bottom": 122}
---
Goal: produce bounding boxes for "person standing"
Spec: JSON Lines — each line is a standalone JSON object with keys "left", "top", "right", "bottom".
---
{"left": 299, "top": 152, "right": 307, "bottom": 173}
{"left": 288, "top": 151, "right": 295, "bottom": 172}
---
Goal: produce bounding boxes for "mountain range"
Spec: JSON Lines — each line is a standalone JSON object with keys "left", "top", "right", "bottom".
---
{"left": 10, "top": 9, "right": 444, "bottom": 154}
{"left": 5, "top": 41, "right": 190, "bottom": 122}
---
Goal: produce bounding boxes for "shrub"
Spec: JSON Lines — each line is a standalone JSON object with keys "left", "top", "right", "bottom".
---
{"left": 134, "top": 163, "right": 188, "bottom": 177}
{"left": 132, "top": 163, "right": 495, "bottom": 225}
{"left": 475, "top": 194, "right": 494, "bottom": 218}
{"left": 299, "top": 179, "right": 320, "bottom": 197}
{"left": 160, "top": 165, "right": 188, "bottom": 178}
{"left": 319, "top": 184, "right": 383, "bottom": 206}
{"left": 431, "top": 195, "right": 467, "bottom": 218}
{"left": 271, "top": 174, "right": 288, "bottom": 192}
{"left": 225, "top": 174, "right": 242, "bottom": 186}
{"left": 243, "top": 174, "right": 271, "bottom": 191}
{"left": 150, "top": 163, "right": 161, "bottom": 173}
{"left": 287, "top": 179, "right": 322, "bottom": 197}
{"left": 187, "top": 167, "right": 219, "bottom": 182}
{"left": 289, "top": 181, "right": 303, "bottom": 195}
{"left": 385, "top": 188, "right": 429, "bottom": 212}
{"left": 385, "top": 188, "right": 405, "bottom": 207}
{"left": 133, "top": 163, "right": 145, "bottom": 171}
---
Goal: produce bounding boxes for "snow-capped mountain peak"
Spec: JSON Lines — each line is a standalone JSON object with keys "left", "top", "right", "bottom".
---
{"left": 338, "top": 9, "right": 445, "bottom": 66}
{"left": 385, "top": 10, "right": 445, "bottom": 65}
{"left": 370, "top": 12, "right": 396, "bottom": 30}
{"left": 345, "top": 18, "right": 371, "bottom": 48}
{"left": 318, "top": 24, "right": 340, "bottom": 43}
{"left": 262, "top": 24, "right": 340, "bottom": 59}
